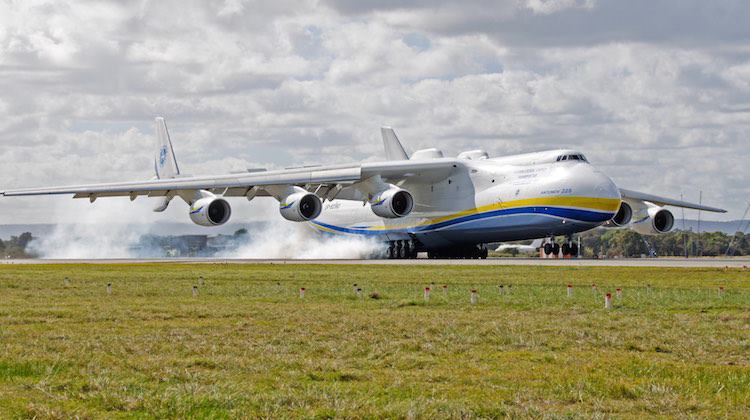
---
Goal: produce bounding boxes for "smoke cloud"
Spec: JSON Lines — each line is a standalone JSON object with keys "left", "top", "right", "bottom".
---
{"left": 27, "top": 197, "right": 385, "bottom": 259}
{"left": 223, "top": 220, "right": 385, "bottom": 259}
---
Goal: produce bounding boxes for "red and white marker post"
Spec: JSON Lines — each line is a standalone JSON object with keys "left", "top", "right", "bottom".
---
{"left": 604, "top": 293, "right": 612, "bottom": 309}
{"left": 567, "top": 284, "right": 573, "bottom": 298}
{"left": 616, "top": 288, "right": 622, "bottom": 300}
{"left": 470, "top": 289, "right": 478, "bottom": 305}
{"left": 424, "top": 287, "right": 431, "bottom": 302}
{"left": 299, "top": 287, "right": 306, "bottom": 299}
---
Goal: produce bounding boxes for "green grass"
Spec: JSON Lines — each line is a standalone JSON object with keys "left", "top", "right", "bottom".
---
{"left": 0, "top": 263, "right": 749, "bottom": 418}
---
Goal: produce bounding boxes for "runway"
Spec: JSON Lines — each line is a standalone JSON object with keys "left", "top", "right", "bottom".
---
{"left": 2, "top": 257, "right": 749, "bottom": 268}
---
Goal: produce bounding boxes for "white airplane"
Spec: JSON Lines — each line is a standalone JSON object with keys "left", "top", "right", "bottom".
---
{"left": 1, "top": 117, "right": 726, "bottom": 259}
{"left": 495, "top": 239, "right": 544, "bottom": 254}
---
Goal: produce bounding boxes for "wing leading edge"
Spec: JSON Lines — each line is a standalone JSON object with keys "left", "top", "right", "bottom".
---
{"left": 620, "top": 189, "right": 726, "bottom": 213}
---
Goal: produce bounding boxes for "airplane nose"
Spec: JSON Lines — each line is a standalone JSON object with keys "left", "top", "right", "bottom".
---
{"left": 571, "top": 164, "right": 621, "bottom": 200}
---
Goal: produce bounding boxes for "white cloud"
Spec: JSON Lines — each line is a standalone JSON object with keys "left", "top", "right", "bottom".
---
{"left": 0, "top": 0, "right": 748, "bottom": 226}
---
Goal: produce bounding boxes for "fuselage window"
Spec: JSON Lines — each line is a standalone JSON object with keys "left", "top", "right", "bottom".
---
{"left": 570, "top": 155, "right": 580, "bottom": 160}
{"left": 562, "top": 155, "right": 568, "bottom": 161}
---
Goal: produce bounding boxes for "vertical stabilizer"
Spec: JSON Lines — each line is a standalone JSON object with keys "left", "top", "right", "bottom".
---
{"left": 154, "top": 117, "right": 180, "bottom": 179}
{"left": 381, "top": 126, "right": 410, "bottom": 161}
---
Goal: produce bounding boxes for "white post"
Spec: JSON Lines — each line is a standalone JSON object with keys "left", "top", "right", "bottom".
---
{"left": 616, "top": 288, "right": 622, "bottom": 300}
{"left": 442, "top": 284, "right": 448, "bottom": 294}
{"left": 106, "top": 283, "right": 112, "bottom": 295}
{"left": 718, "top": 286, "right": 724, "bottom": 297}
{"left": 299, "top": 287, "right": 306, "bottom": 299}
{"left": 198, "top": 276, "right": 205, "bottom": 286}
{"left": 64, "top": 277, "right": 70, "bottom": 287}
{"left": 604, "top": 293, "right": 612, "bottom": 309}
{"left": 567, "top": 284, "right": 573, "bottom": 298}
{"left": 352, "top": 283, "right": 358, "bottom": 294}
{"left": 356, "top": 287, "right": 363, "bottom": 299}
{"left": 424, "top": 287, "right": 431, "bottom": 302}
{"left": 470, "top": 289, "right": 478, "bottom": 305}
{"left": 498, "top": 284, "right": 504, "bottom": 295}
{"left": 192, "top": 285, "right": 198, "bottom": 297}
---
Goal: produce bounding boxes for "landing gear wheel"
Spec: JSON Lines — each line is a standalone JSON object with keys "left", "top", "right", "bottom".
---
{"left": 397, "top": 242, "right": 408, "bottom": 259}
{"left": 552, "top": 243, "right": 560, "bottom": 256}
{"left": 562, "top": 243, "right": 571, "bottom": 256}
{"left": 481, "top": 247, "right": 489, "bottom": 259}
{"left": 571, "top": 243, "right": 579, "bottom": 257}
{"left": 387, "top": 244, "right": 396, "bottom": 259}
{"left": 544, "top": 243, "right": 553, "bottom": 256}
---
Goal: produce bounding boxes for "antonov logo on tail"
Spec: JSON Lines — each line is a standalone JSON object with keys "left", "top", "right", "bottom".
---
{"left": 159, "top": 146, "right": 168, "bottom": 167}
{"left": 0, "top": 117, "right": 727, "bottom": 260}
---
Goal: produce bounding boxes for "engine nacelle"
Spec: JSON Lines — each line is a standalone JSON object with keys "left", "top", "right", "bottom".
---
{"left": 631, "top": 204, "right": 674, "bottom": 235}
{"left": 189, "top": 197, "right": 232, "bottom": 226}
{"left": 604, "top": 202, "right": 633, "bottom": 228}
{"left": 279, "top": 192, "right": 322, "bottom": 222}
{"left": 370, "top": 188, "right": 414, "bottom": 218}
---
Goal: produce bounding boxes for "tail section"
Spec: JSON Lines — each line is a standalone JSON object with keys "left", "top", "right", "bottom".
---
{"left": 381, "top": 126, "right": 410, "bottom": 161}
{"left": 154, "top": 117, "right": 181, "bottom": 179}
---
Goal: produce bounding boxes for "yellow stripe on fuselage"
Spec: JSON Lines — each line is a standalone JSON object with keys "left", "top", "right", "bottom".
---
{"left": 361, "top": 196, "right": 621, "bottom": 231}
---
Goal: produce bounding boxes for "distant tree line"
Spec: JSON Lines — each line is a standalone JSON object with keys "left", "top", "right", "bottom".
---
{"left": 0, "top": 232, "right": 35, "bottom": 259}
{"left": 580, "top": 229, "right": 749, "bottom": 258}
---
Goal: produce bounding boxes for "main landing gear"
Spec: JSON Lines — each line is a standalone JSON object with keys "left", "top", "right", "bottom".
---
{"left": 543, "top": 237, "right": 579, "bottom": 258}
{"left": 386, "top": 240, "right": 419, "bottom": 259}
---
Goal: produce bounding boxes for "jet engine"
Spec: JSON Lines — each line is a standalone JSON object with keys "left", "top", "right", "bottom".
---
{"left": 631, "top": 204, "right": 674, "bottom": 235}
{"left": 604, "top": 202, "right": 633, "bottom": 227}
{"left": 370, "top": 188, "right": 414, "bottom": 218}
{"left": 189, "top": 197, "right": 232, "bottom": 226}
{"left": 279, "top": 191, "right": 322, "bottom": 222}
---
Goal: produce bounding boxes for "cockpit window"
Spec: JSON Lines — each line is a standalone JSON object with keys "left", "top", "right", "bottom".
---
{"left": 556, "top": 154, "right": 589, "bottom": 163}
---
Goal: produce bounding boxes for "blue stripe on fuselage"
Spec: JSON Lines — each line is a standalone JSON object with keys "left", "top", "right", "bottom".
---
{"left": 311, "top": 206, "right": 614, "bottom": 235}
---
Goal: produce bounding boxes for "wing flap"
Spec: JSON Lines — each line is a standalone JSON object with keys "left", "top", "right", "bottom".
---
{"left": 620, "top": 189, "right": 726, "bottom": 213}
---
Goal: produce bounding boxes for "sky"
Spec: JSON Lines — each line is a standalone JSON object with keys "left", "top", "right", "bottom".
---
{"left": 1, "top": 0, "right": 749, "bottom": 225}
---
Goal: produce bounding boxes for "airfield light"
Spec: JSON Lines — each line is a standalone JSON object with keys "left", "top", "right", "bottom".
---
{"left": 107, "top": 283, "right": 112, "bottom": 295}
{"left": 604, "top": 293, "right": 612, "bottom": 309}
{"left": 192, "top": 285, "right": 198, "bottom": 297}
{"left": 199, "top": 276, "right": 205, "bottom": 286}
{"left": 591, "top": 284, "right": 597, "bottom": 293}
{"left": 470, "top": 289, "right": 478, "bottom": 305}
{"left": 356, "top": 287, "right": 363, "bottom": 299}
{"left": 442, "top": 285, "right": 448, "bottom": 293}
{"left": 424, "top": 287, "right": 431, "bottom": 302}
{"left": 299, "top": 288, "right": 306, "bottom": 299}
{"left": 718, "top": 286, "right": 725, "bottom": 297}
{"left": 64, "top": 277, "right": 70, "bottom": 287}
{"left": 498, "top": 284, "right": 504, "bottom": 295}
{"left": 567, "top": 284, "right": 573, "bottom": 297}
{"left": 616, "top": 288, "right": 622, "bottom": 300}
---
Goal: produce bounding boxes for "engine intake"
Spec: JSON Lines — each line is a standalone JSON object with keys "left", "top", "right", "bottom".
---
{"left": 279, "top": 192, "right": 322, "bottom": 222}
{"left": 189, "top": 197, "right": 232, "bottom": 226}
{"left": 606, "top": 202, "right": 632, "bottom": 227}
{"left": 631, "top": 205, "right": 674, "bottom": 235}
{"left": 370, "top": 188, "right": 414, "bottom": 218}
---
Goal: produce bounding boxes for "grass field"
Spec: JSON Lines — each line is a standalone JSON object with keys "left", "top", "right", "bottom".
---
{"left": 0, "top": 263, "right": 749, "bottom": 418}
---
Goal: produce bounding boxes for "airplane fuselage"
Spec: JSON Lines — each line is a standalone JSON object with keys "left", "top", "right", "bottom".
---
{"left": 311, "top": 149, "right": 622, "bottom": 251}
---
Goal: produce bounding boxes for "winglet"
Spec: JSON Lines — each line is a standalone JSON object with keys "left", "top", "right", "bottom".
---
{"left": 381, "top": 126, "right": 410, "bottom": 161}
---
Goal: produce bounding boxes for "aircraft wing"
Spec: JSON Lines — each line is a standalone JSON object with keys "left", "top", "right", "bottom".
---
{"left": 0, "top": 159, "right": 462, "bottom": 201}
{"left": 620, "top": 189, "right": 726, "bottom": 213}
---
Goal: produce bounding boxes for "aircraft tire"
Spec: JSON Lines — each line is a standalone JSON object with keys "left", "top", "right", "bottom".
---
{"left": 552, "top": 243, "right": 560, "bottom": 255}
{"left": 544, "top": 243, "right": 553, "bottom": 255}
{"left": 571, "top": 243, "right": 579, "bottom": 257}
{"left": 387, "top": 244, "right": 396, "bottom": 259}
{"left": 562, "top": 243, "right": 571, "bottom": 256}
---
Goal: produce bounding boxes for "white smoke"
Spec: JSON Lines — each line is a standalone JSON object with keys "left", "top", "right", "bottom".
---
{"left": 28, "top": 199, "right": 155, "bottom": 259}
{"left": 224, "top": 220, "right": 385, "bottom": 259}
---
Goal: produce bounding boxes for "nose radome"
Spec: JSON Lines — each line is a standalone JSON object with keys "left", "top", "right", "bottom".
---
{"left": 571, "top": 164, "right": 621, "bottom": 200}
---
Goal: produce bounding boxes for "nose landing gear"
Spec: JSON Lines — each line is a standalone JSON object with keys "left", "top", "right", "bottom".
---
{"left": 543, "top": 237, "right": 579, "bottom": 258}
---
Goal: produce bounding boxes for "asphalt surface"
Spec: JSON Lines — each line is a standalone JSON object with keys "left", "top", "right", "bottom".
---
{"left": 2, "top": 258, "right": 749, "bottom": 268}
